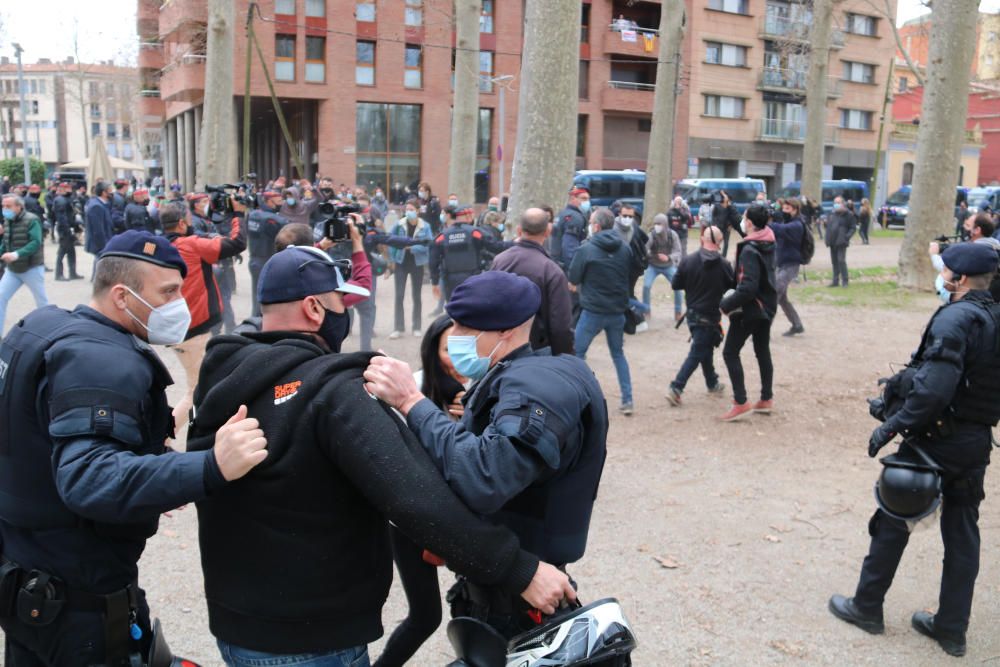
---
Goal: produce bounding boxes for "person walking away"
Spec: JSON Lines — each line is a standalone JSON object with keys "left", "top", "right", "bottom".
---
{"left": 719, "top": 205, "right": 778, "bottom": 421}
{"left": 858, "top": 198, "right": 873, "bottom": 245}
{"left": 770, "top": 197, "right": 807, "bottom": 336}
{"left": 569, "top": 207, "right": 634, "bottom": 415}
{"left": 491, "top": 207, "right": 575, "bottom": 355}
{"left": 246, "top": 190, "right": 289, "bottom": 317}
{"left": 643, "top": 213, "right": 683, "bottom": 322}
{"left": 0, "top": 194, "right": 47, "bottom": 336}
{"left": 52, "top": 182, "right": 83, "bottom": 281}
{"left": 85, "top": 183, "right": 115, "bottom": 279}
{"left": 389, "top": 198, "right": 433, "bottom": 338}
{"left": 826, "top": 196, "right": 857, "bottom": 287}
{"left": 829, "top": 243, "right": 1000, "bottom": 658}
{"left": 430, "top": 205, "right": 497, "bottom": 304}
{"left": 667, "top": 226, "right": 732, "bottom": 406}
{"left": 551, "top": 187, "right": 591, "bottom": 270}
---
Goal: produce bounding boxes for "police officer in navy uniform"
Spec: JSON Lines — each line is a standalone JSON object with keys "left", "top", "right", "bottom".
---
{"left": 430, "top": 204, "right": 501, "bottom": 302}
{"left": 365, "top": 271, "right": 609, "bottom": 638}
{"left": 246, "top": 190, "right": 289, "bottom": 316}
{"left": 0, "top": 230, "right": 267, "bottom": 666}
{"left": 52, "top": 182, "right": 83, "bottom": 281}
{"left": 551, "top": 187, "right": 591, "bottom": 271}
{"left": 829, "top": 243, "right": 1000, "bottom": 658}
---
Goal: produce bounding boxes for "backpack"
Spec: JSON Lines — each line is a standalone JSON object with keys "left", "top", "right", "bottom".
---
{"left": 799, "top": 219, "right": 815, "bottom": 265}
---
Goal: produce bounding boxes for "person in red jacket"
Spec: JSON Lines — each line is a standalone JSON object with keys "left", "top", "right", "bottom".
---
{"left": 160, "top": 199, "right": 247, "bottom": 431}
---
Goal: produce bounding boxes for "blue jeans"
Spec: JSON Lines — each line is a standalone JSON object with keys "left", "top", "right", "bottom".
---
{"left": 0, "top": 264, "right": 48, "bottom": 337}
{"left": 217, "top": 640, "right": 370, "bottom": 667}
{"left": 671, "top": 323, "right": 720, "bottom": 393}
{"left": 642, "top": 264, "right": 683, "bottom": 314}
{"left": 575, "top": 309, "right": 632, "bottom": 404}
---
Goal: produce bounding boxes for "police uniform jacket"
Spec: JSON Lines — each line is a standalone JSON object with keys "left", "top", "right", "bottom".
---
{"left": 430, "top": 223, "right": 487, "bottom": 285}
{"left": 23, "top": 194, "right": 44, "bottom": 223}
{"left": 124, "top": 202, "right": 154, "bottom": 233}
{"left": 110, "top": 192, "right": 127, "bottom": 234}
{"left": 247, "top": 206, "right": 289, "bottom": 259}
{"left": 407, "top": 345, "right": 608, "bottom": 566}
{"left": 0, "top": 305, "right": 225, "bottom": 593}
{"left": 553, "top": 205, "right": 588, "bottom": 268}
{"left": 187, "top": 332, "right": 539, "bottom": 654}
{"left": 52, "top": 194, "right": 77, "bottom": 236}
{"left": 84, "top": 197, "right": 114, "bottom": 254}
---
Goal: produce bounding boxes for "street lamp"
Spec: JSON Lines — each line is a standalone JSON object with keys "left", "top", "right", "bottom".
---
{"left": 12, "top": 43, "right": 30, "bottom": 184}
{"left": 485, "top": 74, "right": 514, "bottom": 197}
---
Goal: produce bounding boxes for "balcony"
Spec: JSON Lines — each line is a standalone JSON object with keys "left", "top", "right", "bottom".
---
{"left": 759, "top": 15, "right": 845, "bottom": 48}
{"left": 158, "top": 54, "right": 205, "bottom": 103}
{"left": 757, "top": 67, "right": 842, "bottom": 97}
{"left": 138, "top": 94, "right": 165, "bottom": 122}
{"left": 158, "top": 0, "right": 207, "bottom": 38}
{"left": 603, "top": 80, "right": 655, "bottom": 113}
{"left": 603, "top": 24, "right": 662, "bottom": 57}
{"left": 757, "top": 118, "right": 839, "bottom": 144}
{"left": 138, "top": 40, "right": 165, "bottom": 70}
{"left": 891, "top": 122, "right": 980, "bottom": 145}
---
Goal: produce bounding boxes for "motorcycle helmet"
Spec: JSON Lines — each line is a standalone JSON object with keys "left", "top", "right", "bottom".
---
{"left": 505, "top": 598, "right": 637, "bottom": 667}
{"left": 874, "top": 444, "right": 942, "bottom": 524}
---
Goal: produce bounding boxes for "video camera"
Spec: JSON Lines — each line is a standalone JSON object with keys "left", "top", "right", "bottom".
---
{"left": 934, "top": 234, "right": 963, "bottom": 252}
{"left": 205, "top": 178, "right": 258, "bottom": 214}
{"left": 319, "top": 201, "right": 364, "bottom": 241}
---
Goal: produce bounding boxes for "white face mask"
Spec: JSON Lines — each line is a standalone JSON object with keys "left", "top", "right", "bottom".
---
{"left": 619, "top": 216, "right": 634, "bottom": 227}
{"left": 653, "top": 223, "right": 664, "bottom": 233}
{"left": 740, "top": 218, "right": 748, "bottom": 234}
{"left": 124, "top": 286, "right": 191, "bottom": 346}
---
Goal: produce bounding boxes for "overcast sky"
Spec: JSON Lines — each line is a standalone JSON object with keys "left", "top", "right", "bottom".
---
{"left": 0, "top": 0, "right": 996, "bottom": 66}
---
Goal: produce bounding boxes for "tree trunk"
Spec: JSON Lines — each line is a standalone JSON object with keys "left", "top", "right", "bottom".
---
{"left": 195, "top": 0, "right": 236, "bottom": 189}
{"left": 801, "top": 0, "right": 832, "bottom": 205}
{"left": 899, "top": 0, "right": 979, "bottom": 290}
{"left": 642, "top": 0, "right": 685, "bottom": 224}
{"left": 507, "top": 0, "right": 581, "bottom": 222}
{"left": 448, "top": 0, "right": 480, "bottom": 205}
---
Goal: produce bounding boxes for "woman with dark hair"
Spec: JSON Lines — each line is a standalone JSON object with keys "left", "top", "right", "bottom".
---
{"left": 375, "top": 315, "right": 467, "bottom": 667}
{"left": 858, "top": 198, "right": 872, "bottom": 245}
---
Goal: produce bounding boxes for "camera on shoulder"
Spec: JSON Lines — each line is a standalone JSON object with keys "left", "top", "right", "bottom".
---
{"left": 320, "top": 202, "right": 365, "bottom": 241}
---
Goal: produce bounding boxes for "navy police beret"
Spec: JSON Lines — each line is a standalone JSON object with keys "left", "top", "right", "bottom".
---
{"left": 446, "top": 271, "right": 541, "bottom": 331}
{"left": 99, "top": 230, "right": 187, "bottom": 278}
{"left": 258, "top": 246, "right": 370, "bottom": 305}
{"left": 941, "top": 242, "right": 999, "bottom": 276}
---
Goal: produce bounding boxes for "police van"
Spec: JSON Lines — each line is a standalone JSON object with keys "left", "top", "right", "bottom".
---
{"left": 573, "top": 170, "right": 646, "bottom": 215}
{"left": 878, "top": 185, "right": 969, "bottom": 229}
{"left": 781, "top": 179, "right": 868, "bottom": 215}
{"left": 967, "top": 186, "right": 1000, "bottom": 214}
{"left": 673, "top": 178, "right": 767, "bottom": 214}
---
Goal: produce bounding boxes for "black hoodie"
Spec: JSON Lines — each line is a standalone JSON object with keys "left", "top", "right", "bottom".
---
{"left": 187, "top": 331, "right": 537, "bottom": 654}
{"left": 720, "top": 234, "right": 778, "bottom": 322}
{"left": 671, "top": 247, "right": 734, "bottom": 323}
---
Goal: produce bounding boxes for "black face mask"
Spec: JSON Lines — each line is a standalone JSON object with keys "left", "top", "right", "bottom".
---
{"left": 320, "top": 188, "right": 334, "bottom": 197}
{"left": 317, "top": 306, "right": 350, "bottom": 353}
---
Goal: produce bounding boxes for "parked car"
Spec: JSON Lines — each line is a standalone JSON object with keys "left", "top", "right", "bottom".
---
{"left": 781, "top": 179, "right": 869, "bottom": 216}
{"left": 573, "top": 170, "right": 646, "bottom": 216}
{"left": 877, "top": 186, "right": 969, "bottom": 228}
{"left": 966, "top": 186, "right": 1000, "bottom": 214}
{"left": 673, "top": 178, "right": 767, "bottom": 214}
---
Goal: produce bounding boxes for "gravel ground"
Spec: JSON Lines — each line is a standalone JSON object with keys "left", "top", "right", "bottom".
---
{"left": 5, "top": 233, "right": 1000, "bottom": 665}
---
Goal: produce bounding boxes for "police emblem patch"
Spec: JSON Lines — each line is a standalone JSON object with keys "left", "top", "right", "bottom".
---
{"left": 143, "top": 242, "right": 156, "bottom": 256}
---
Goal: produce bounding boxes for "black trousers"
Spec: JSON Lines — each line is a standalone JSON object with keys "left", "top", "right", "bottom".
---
{"left": 375, "top": 526, "right": 442, "bottom": 667}
{"left": 830, "top": 245, "right": 849, "bottom": 286}
{"left": 55, "top": 234, "right": 77, "bottom": 278}
{"left": 393, "top": 262, "right": 424, "bottom": 332}
{"left": 722, "top": 316, "right": 773, "bottom": 405}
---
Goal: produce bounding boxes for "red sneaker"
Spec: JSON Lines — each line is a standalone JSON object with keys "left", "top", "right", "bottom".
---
{"left": 719, "top": 402, "right": 752, "bottom": 422}
{"left": 752, "top": 400, "right": 774, "bottom": 414}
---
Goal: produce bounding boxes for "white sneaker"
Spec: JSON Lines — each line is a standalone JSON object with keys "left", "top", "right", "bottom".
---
{"left": 635, "top": 321, "right": 649, "bottom": 333}
{"left": 413, "top": 329, "right": 422, "bottom": 338}
{"left": 389, "top": 330, "right": 403, "bottom": 340}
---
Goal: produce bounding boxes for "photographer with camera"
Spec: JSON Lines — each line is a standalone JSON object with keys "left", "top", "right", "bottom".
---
{"left": 248, "top": 190, "right": 290, "bottom": 317}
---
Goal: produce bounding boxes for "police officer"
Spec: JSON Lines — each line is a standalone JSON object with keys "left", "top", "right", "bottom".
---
{"left": 110, "top": 179, "right": 129, "bottom": 235}
{"left": 124, "top": 189, "right": 155, "bottom": 234}
{"left": 23, "top": 185, "right": 46, "bottom": 234}
{"left": 430, "top": 204, "right": 498, "bottom": 302}
{"left": 551, "top": 187, "right": 591, "bottom": 270}
{"left": 53, "top": 182, "right": 84, "bottom": 281}
{"left": 246, "top": 190, "right": 289, "bottom": 316}
{"left": 365, "top": 270, "right": 608, "bottom": 638}
{"left": 0, "top": 230, "right": 266, "bottom": 666}
{"left": 829, "top": 243, "right": 1000, "bottom": 658}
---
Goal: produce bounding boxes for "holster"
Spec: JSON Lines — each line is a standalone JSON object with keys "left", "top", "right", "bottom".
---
{"left": 16, "top": 571, "right": 65, "bottom": 627}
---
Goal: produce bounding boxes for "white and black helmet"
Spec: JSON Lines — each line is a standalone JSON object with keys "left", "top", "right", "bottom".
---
{"left": 505, "top": 598, "right": 637, "bottom": 667}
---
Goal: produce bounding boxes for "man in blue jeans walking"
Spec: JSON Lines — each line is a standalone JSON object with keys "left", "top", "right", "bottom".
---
{"left": 0, "top": 194, "right": 48, "bottom": 336}
{"left": 667, "top": 226, "right": 732, "bottom": 406}
{"left": 643, "top": 213, "right": 684, "bottom": 322}
{"left": 569, "top": 207, "right": 634, "bottom": 415}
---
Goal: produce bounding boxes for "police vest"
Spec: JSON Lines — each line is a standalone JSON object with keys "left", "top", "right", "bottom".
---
{"left": 3, "top": 212, "right": 43, "bottom": 273}
{"left": 247, "top": 209, "right": 283, "bottom": 258}
{"left": 124, "top": 203, "right": 150, "bottom": 231}
{"left": 947, "top": 298, "right": 1000, "bottom": 426}
{"left": 441, "top": 224, "right": 482, "bottom": 275}
{"left": 0, "top": 307, "right": 172, "bottom": 531}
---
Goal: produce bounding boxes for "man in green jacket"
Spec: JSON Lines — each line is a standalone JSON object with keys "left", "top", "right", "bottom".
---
{"left": 0, "top": 193, "right": 48, "bottom": 336}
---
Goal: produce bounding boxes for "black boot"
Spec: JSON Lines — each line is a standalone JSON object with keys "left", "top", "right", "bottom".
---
{"left": 828, "top": 595, "right": 884, "bottom": 634}
{"left": 911, "top": 611, "right": 966, "bottom": 657}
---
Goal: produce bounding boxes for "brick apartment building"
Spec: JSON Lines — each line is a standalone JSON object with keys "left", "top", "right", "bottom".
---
{"left": 896, "top": 12, "right": 1000, "bottom": 85}
{"left": 142, "top": 0, "right": 893, "bottom": 201}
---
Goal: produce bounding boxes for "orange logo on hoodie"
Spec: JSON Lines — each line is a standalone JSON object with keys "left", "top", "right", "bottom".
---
{"left": 274, "top": 380, "right": 302, "bottom": 405}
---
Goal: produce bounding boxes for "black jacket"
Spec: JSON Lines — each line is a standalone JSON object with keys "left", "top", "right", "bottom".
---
{"left": 188, "top": 332, "right": 537, "bottom": 654}
{"left": 711, "top": 203, "right": 740, "bottom": 232}
{"left": 825, "top": 209, "right": 857, "bottom": 248}
{"left": 721, "top": 235, "right": 778, "bottom": 322}
{"left": 671, "top": 248, "right": 734, "bottom": 324}
{"left": 567, "top": 230, "right": 631, "bottom": 315}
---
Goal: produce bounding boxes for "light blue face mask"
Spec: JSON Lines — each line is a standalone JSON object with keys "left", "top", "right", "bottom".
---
{"left": 285, "top": 197, "right": 296, "bottom": 207}
{"left": 935, "top": 274, "right": 953, "bottom": 305}
{"left": 579, "top": 200, "right": 591, "bottom": 214}
{"left": 447, "top": 333, "right": 502, "bottom": 381}
{"left": 497, "top": 223, "right": 505, "bottom": 234}
{"left": 1, "top": 209, "right": 13, "bottom": 221}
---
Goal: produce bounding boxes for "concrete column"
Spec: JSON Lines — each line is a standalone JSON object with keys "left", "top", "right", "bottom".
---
{"left": 781, "top": 162, "right": 797, "bottom": 189}
{"left": 183, "top": 110, "right": 196, "bottom": 192}
{"left": 166, "top": 120, "right": 178, "bottom": 185}
{"left": 193, "top": 105, "right": 202, "bottom": 184}
{"left": 176, "top": 113, "right": 187, "bottom": 188}
{"left": 303, "top": 104, "right": 315, "bottom": 181}
{"left": 822, "top": 163, "right": 834, "bottom": 180}
{"left": 737, "top": 160, "right": 749, "bottom": 178}
{"left": 279, "top": 130, "right": 288, "bottom": 179}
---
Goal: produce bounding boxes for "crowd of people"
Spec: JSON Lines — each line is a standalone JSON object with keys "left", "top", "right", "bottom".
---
{"left": 2, "top": 169, "right": 1000, "bottom": 666}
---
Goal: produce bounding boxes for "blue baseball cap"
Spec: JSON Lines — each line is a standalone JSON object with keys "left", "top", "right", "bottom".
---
{"left": 446, "top": 271, "right": 541, "bottom": 331}
{"left": 99, "top": 230, "right": 187, "bottom": 278}
{"left": 258, "top": 246, "right": 370, "bottom": 305}
{"left": 942, "top": 242, "right": 999, "bottom": 276}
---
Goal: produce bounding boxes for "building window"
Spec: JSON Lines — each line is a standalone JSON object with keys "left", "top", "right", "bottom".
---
{"left": 123, "top": 143, "right": 134, "bottom": 159}
{"left": 29, "top": 100, "right": 38, "bottom": 115}
{"left": 305, "top": 36, "right": 326, "bottom": 82}
{"left": 38, "top": 79, "right": 45, "bottom": 95}
{"left": 637, "top": 118, "right": 652, "bottom": 132}
{"left": 902, "top": 161, "right": 914, "bottom": 186}
{"left": 89, "top": 81, "right": 99, "bottom": 97}
{"left": 275, "top": 35, "right": 296, "bottom": 81}
{"left": 577, "top": 115, "right": 587, "bottom": 159}
{"left": 708, "top": 0, "right": 749, "bottom": 15}
{"left": 480, "top": 0, "right": 494, "bottom": 33}
{"left": 704, "top": 95, "right": 745, "bottom": 119}
{"left": 404, "top": 45, "right": 423, "bottom": 88}
{"left": 899, "top": 76, "right": 908, "bottom": 92}
{"left": 705, "top": 41, "right": 747, "bottom": 67}
{"left": 405, "top": 0, "right": 422, "bottom": 26}
{"left": 579, "top": 60, "right": 590, "bottom": 99}
{"left": 840, "top": 108, "right": 874, "bottom": 130}
{"left": 846, "top": 13, "right": 877, "bottom": 36}
{"left": 959, "top": 164, "right": 965, "bottom": 185}
{"left": 355, "top": 102, "right": 422, "bottom": 193}
{"left": 479, "top": 51, "right": 494, "bottom": 92}
{"left": 581, "top": 4, "right": 591, "bottom": 43}
{"left": 356, "top": 41, "right": 375, "bottom": 85}
{"left": 107, "top": 104, "right": 116, "bottom": 120}
{"left": 107, "top": 123, "right": 117, "bottom": 138}
{"left": 91, "top": 122, "right": 101, "bottom": 137}
{"left": 29, "top": 79, "right": 37, "bottom": 94}
{"left": 305, "top": 0, "right": 324, "bottom": 17}
{"left": 275, "top": 0, "right": 295, "bottom": 14}
{"left": 356, "top": 1, "right": 375, "bottom": 21}
{"left": 122, "top": 124, "right": 132, "bottom": 139}
{"left": 842, "top": 61, "right": 875, "bottom": 84}
{"left": 90, "top": 103, "right": 101, "bottom": 118}
{"left": 475, "top": 108, "right": 492, "bottom": 202}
